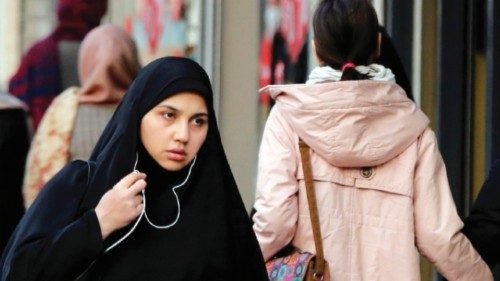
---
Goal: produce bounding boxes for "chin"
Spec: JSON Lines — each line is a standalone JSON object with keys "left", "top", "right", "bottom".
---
{"left": 161, "top": 160, "right": 188, "bottom": 171}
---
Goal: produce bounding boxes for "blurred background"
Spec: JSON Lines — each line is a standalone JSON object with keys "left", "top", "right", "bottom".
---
{"left": 1, "top": 0, "right": 499, "bottom": 279}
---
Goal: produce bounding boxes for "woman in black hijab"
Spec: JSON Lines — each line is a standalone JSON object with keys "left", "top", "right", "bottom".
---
{"left": 0, "top": 57, "right": 269, "bottom": 281}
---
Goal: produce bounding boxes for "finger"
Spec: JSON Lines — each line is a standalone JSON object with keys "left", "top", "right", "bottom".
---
{"left": 115, "top": 172, "right": 146, "bottom": 189}
{"left": 128, "top": 179, "right": 147, "bottom": 195}
{"left": 136, "top": 203, "right": 144, "bottom": 215}
{"left": 126, "top": 195, "right": 142, "bottom": 207}
{"left": 132, "top": 196, "right": 143, "bottom": 206}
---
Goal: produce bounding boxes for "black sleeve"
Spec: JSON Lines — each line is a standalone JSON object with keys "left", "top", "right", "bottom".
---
{"left": 463, "top": 157, "right": 500, "bottom": 269}
{"left": 0, "top": 161, "right": 103, "bottom": 281}
{"left": 0, "top": 109, "right": 30, "bottom": 254}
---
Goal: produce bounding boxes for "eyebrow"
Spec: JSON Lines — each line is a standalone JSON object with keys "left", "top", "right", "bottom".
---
{"left": 157, "top": 105, "right": 208, "bottom": 118}
{"left": 157, "top": 105, "right": 179, "bottom": 111}
{"left": 192, "top": 113, "right": 209, "bottom": 119}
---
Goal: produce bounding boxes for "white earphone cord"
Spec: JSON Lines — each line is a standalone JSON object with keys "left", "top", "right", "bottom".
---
{"left": 104, "top": 154, "right": 196, "bottom": 252}
{"left": 143, "top": 156, "right": 196, "bottom": 229}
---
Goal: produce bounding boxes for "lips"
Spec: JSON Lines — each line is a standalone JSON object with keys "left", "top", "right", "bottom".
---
{"left": 166, "top": 149, "right": 187, "bottom": 161}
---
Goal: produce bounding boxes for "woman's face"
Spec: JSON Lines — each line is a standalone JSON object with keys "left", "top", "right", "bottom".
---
{"left": 140, "top": 92, "right": 209, "bottom": 171}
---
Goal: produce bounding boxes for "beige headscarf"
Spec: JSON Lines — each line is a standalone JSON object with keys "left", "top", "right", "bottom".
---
{"left": 78, "top": 24, "right": 140, "bottom": 104}
{"left": 23, "top": 24, "right": 140, "bottom": 208}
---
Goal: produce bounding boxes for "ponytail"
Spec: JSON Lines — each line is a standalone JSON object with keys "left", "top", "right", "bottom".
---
{"left": 340, "top": 62, "right": 370, "bottom": 81}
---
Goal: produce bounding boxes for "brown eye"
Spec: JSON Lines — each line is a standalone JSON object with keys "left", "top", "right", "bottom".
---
{"left": 192, "top": 117, "right": 208, "bottom": 127}
{"left": 162, "top": 112, "right": 175, "bottom": 120}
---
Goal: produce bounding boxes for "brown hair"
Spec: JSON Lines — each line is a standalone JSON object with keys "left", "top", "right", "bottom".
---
{"left": 313, "top": 0, "right": 379, "bottom": 81}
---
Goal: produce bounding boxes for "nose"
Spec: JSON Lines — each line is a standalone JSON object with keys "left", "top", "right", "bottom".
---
{"left": 174, "top": 120, "right": 189, "bottom": 143}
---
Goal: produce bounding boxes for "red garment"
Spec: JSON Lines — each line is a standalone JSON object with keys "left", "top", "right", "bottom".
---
{"left": 8, "top": 0, "right": 107, "bottom": 130}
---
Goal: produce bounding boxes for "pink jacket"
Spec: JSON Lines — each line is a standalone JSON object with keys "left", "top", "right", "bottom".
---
{"left": 252, "top": 81, "right": 492, "bottom": 281}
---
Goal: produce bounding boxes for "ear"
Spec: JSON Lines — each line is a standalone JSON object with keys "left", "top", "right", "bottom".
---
{"left": 311, "top": 40, "right": 325, "bottom": 66}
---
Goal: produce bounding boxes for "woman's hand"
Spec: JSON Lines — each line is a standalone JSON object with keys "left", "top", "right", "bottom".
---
{"left": 95, "top": 172, "right": 147, "bottom": 239}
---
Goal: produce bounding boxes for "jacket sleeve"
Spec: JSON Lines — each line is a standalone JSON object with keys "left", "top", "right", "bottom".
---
{"left": 463, "top": 156, "right": 500, "bottom": 269}
{"left": 0, "top": 161, "right": 103, "bottom": 281}
{"left": 252, "top": 107, "right": 299, "bottom": 261}
{"left": 413, "top": 128, "right": 493, "bottom": 280}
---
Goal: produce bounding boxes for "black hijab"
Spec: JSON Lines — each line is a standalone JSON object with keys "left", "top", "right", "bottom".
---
{"left": 80, "top": 56, "right": 268, "bottom": 280}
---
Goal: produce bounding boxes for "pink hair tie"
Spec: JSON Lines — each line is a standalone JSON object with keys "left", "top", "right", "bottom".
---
{"left": 341, "top": 62, "right": 356, "bottom": 72}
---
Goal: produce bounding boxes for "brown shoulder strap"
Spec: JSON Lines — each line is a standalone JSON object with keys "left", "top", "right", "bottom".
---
{"left": 298, "top": 139, "right": 326, "bottom": 277}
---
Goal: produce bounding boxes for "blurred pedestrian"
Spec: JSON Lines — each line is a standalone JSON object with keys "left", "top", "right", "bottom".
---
{"left": 22, "top": 24, "right": 140, "bottom": 208}
{"left": 8, "top": 0, "right": 107, "bottom": 130}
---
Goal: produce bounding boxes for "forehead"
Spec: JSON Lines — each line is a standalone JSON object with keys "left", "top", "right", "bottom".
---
{"left": 156, "top": 92, "right": 208, "bottom": 111}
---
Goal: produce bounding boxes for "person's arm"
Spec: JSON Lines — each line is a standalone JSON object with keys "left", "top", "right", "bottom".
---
{"left": 1, "top": 161, "right": 103, "bottom": 281}
{"left": 413, "top": 128, "right": 492, "bottom": 280}
{"left": 0, "top": 109, "right": 29, "bottom": 253}
{"left": 463, "top": 157, "right": 500, "bottom": 269}
{"left": 8, "top": 51, "right": 32, "bottom": 105}
{"left": 252, "top": 107, "right": 299, "bottom": 261}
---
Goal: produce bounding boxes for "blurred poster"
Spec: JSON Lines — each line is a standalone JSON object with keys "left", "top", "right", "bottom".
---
{"left": 121, "top": 0, "right": 201, "bottom": 65}
{"left": 258, "top": 0, "right": 310, "bottom": 126}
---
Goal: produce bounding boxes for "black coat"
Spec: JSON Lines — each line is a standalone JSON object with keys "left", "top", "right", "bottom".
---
{"left": 463, "top": 156, "right": 500, "bottom": 269}
{"left": 0, "top": 161, "right": 103, "bottom": 281}
{"left": 0, "top": 109, "right": 29, "bottom": 255}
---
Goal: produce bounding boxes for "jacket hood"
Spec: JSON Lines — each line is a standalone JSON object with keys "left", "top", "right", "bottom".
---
{"left": 260, "top": 80, "right": 429, "bottom": 167}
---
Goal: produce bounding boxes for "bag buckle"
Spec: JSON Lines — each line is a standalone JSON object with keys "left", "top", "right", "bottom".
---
{"left": 313, "top": 272, "right": 324, "bottom": 281}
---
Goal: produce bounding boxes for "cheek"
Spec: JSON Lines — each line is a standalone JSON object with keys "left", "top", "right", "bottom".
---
{"left": 190, "top": 129, "right": 208, "bottom": 153}
{"left": 140, "top": 117, "right": 163, "bottom": 152}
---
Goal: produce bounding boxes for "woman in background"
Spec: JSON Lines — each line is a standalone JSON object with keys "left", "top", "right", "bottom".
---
{"left": 8, "top": 0, "right": 107, "bottom": 130}
{"left": 22, "top": 24, "right": 140, "bottom": 208}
